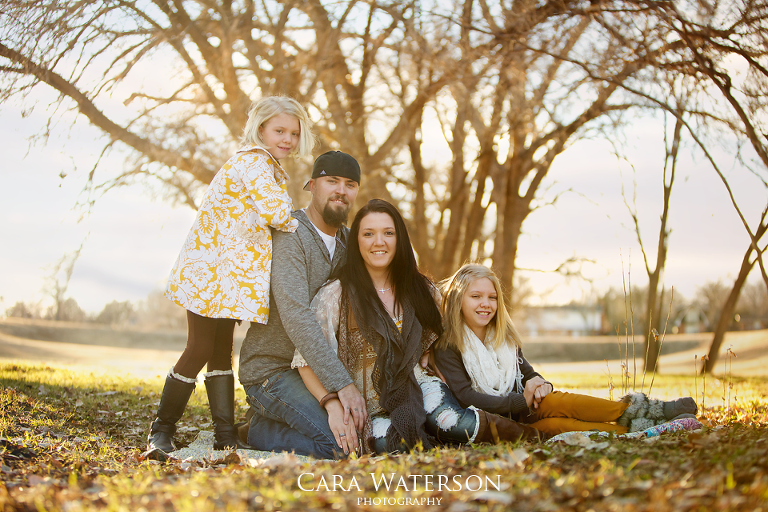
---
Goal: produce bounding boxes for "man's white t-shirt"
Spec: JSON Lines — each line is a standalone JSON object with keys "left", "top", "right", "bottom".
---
{"left": 305, "top": 210, "right": 337, "bottom": 260}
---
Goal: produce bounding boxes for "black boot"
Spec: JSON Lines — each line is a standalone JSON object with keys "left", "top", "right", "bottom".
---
{"left": 146, "top": 371, "right": 196, "bottom": 460}
{"left": 204, "top": 371, "right": 252, "bottom": 450}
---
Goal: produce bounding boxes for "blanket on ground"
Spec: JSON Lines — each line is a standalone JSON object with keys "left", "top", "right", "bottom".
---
{"left": 165, "top": 417, "right": 703, "bottom": 463}
{"left": 166, "top": 431, "right": 315, "bottom": 465}
{"left": 546, "top": 417, "right": 703, "bottom": 444}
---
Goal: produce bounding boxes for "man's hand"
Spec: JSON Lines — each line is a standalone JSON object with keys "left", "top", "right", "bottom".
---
{"left": 337, "top": 383, "right": 367, "bottom": 431}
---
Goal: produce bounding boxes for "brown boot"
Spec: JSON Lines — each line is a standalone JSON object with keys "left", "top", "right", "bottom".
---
{"left": 475, "top": 410, "right": 548, "bottom": 443}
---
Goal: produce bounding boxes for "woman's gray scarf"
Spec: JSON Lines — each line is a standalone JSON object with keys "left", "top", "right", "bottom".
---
{"left": 342, "top": 285, "right": 435, "bottom": 452}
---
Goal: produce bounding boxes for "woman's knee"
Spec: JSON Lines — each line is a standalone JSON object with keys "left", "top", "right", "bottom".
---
{"left": 422, "top": 388, "right": 478, "bottom": 442}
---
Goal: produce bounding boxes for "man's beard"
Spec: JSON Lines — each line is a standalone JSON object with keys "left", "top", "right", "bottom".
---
{"left": 321, "top": 196, "right": 350, "bottom": 228}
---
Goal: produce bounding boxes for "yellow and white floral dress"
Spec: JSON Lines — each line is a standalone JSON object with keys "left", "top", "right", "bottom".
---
{"left": 165, "top": 145, "right": 298, "bottom": 323}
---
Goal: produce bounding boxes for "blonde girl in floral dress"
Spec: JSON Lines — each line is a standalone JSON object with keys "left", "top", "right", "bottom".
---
{"left": 146, "top": 96, "right": 315, "bottom": 459}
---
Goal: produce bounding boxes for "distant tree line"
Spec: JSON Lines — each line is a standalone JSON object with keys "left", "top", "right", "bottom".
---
{"left": 5, "top": 280, "right": 766, "bottom": 335}
{"left": 4, "top": 290, "right": 186, "bottom": 330}
{"left": 598, "top": 281, "right": 768, "bottom": 336}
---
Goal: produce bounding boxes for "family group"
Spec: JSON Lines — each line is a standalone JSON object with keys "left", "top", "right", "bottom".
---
{"left": 145, "top": 96, "right": 697, "bottom": 460}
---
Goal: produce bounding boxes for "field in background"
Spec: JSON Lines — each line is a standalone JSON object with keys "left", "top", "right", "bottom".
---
{"left": 0, "top": 317, "right": 765, "bottom": 380}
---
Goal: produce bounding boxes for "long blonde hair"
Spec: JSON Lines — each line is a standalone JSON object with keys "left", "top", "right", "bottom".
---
{"left": 240, "top": 96, "right": 315, "bottom": 158}
{"left": 438, "top": 263, "right": 522, "bottom": 352}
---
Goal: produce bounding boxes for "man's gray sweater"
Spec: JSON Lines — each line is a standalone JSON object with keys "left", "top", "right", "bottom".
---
{"left": 238, "top": 209, "right": 354, "bottom": 393}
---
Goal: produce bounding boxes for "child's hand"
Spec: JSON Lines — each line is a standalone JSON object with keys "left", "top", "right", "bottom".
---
{"left": 524, "top": 377, "right": 552, "bottom": 409}
{"left": 532, "top": 381, "right": 553, "bottom": 408}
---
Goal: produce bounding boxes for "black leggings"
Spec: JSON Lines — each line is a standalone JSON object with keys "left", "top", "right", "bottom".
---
{"left": 173, "top": 310, "right": 237, "bottom": 379}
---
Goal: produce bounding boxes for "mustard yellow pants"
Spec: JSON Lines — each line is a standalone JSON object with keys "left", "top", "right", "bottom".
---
{"left": 523, "top": 391, "right": 629, "bottom": 435}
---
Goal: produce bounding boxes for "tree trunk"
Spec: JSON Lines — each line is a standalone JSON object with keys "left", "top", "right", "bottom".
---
{"left": 642, "top": 111, "right": 681, "bottom": 373}
{"left": 702, "top": 222, "right": 768, "bottom": 373}
{"left": 644, "top": 268, "right": 662, "bottom": 373}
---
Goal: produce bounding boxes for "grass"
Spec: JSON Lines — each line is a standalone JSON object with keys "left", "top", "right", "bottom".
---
{"left": 1, "top": 362, "right": 767, "bottom": 511}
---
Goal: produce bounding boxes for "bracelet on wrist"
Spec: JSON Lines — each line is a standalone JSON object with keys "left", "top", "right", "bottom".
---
{"left": 319, "top": 392, "right": 339, "bottom": 408}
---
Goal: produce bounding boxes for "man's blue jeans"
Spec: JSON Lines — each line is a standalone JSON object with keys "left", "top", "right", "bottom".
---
{"left": 245, "top": 368, "right": 340, "bottom": 459}
{"left": 245, "top": 368, "right": 480, "bottom": 458}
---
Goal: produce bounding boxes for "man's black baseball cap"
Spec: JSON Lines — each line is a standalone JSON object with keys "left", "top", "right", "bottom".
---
{"left": 303, "top": 151, "right": 361, "bottom": 191}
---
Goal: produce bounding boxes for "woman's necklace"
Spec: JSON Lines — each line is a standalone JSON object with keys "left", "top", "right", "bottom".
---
{"left": 376, "top": 287, "right": 391, "bottom": 294}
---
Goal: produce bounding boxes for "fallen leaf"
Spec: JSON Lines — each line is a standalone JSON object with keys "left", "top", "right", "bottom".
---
{"left": 27, "top": 475, "right": 48, "bottom": 486}
{"left": 479, "top": 460, "right": 512, "bottom": 470}
{"left": 505, "top": 447, "right": 530, "bottom": 464}
{"left": 689, "top": 432, "right": 720, "bottom": 447}
{"left": 562, "top": 432, "right": 592, "bottom": 447}
{"left": 257, "top": 454, "right": 300, "bottom": 469}
{"left": 472, "top": 490, "right": 512, "bottom": 505}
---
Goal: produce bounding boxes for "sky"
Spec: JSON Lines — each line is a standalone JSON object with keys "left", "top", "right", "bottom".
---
{"left": 1, "top": 91, "right": 766, "bottom": 315}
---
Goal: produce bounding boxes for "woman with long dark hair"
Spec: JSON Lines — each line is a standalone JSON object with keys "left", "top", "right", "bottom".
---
{"left": 292, "top": 200, "right": 544, "bottom": 455}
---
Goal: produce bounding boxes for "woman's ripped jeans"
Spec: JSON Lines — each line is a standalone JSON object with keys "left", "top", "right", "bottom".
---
{"left": 369, "top": 367, "right": 480, "bottom": 454}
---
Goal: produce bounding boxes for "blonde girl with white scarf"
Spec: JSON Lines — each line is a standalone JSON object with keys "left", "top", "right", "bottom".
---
{"left": 434, "top": 264, "right": 698, "bottom": 435}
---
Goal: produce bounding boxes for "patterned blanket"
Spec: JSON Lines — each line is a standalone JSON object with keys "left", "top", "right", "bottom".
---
{"left": 546, "top": 417, "right": 703, "bottom": 444}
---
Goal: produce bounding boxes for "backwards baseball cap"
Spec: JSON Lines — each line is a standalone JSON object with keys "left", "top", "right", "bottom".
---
{"left": 303, "top": 150, "right": 361, "bottom": 191}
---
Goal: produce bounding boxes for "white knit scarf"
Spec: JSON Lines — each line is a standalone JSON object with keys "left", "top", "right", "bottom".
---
{"left": 460, "top": 325, "right": 523, "bottom": 396}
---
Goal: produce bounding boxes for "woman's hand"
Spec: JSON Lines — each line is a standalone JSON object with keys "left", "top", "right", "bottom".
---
{"left": 523, "top": 377, "right": 552, "bottom": 409}
{"left": 325, "top": 399, "right": 359, "bottom": 455}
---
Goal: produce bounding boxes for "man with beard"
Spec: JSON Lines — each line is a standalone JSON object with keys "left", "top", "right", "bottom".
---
{"left": 238, "top": 151, "right": 367, "bottom": 458}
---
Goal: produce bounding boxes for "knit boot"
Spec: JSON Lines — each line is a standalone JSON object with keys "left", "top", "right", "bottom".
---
{"left": 617, "top": 392, "right": 698, "bottom": 432}
{"left": 204, "top": 370, "right": 252, "bottom": 450}
{"left": 146, "top": 370, "right": 196, "bottom": 460}
{"left": 475, "top": 410, "right": 548, "bottom": 444}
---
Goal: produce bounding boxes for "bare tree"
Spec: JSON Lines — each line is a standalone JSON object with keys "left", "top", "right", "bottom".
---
{"left": 394, "top": 0, "right": 666, "bottom": 289}
{"left": 737, "top": 280, "right": 768, "bottom": 329}
{"left": 573, "top": 0, "right": 768, "bottom": 371}
{"left": 5, "top": 301, "right": 42, "bottom": 319}
{"left": 622, "top": 102, "right": 687, "bottom": 372}
{"left": 94, "top": 300, "right": 134, "bottom": 326}
{"left": 0, "top": 1, "right": 449, "bottom": 207}
{"left": 43, "top": 242, "right": 84, "bottom": 322}
{"left": 2, "top": 0, "right": 766, "bottom": 311}
{"left": 627, "top": 0, "right": 768, "bottom": 372}
{"left": 696, "top": 280, "right": 732, "bottom": 332}
{"left": 702, "top": 218, "right": 768, "bottom": 373}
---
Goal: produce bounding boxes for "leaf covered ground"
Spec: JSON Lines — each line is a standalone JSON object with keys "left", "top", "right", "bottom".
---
{"left": 1, "top": 362, "right": 767, "bottom": 511}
